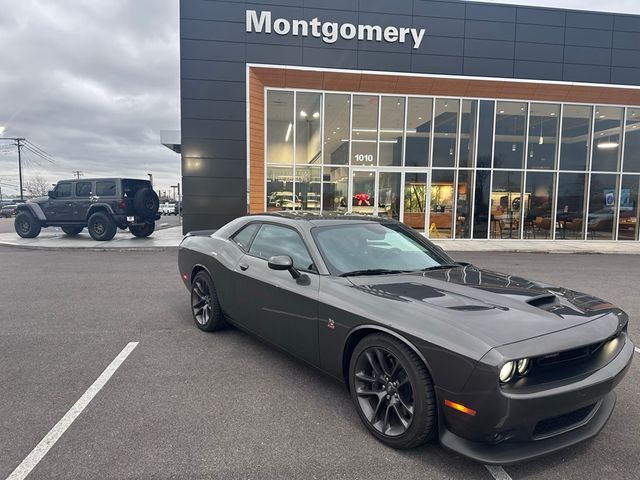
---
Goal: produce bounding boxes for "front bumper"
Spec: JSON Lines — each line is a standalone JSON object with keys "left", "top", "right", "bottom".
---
{"left": 438, "top": 332, "right": 634, "bottom": 465}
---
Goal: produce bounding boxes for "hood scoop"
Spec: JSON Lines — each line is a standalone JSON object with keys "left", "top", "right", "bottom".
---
{"left": 526, "top": 294, "right": 560, "bottom": 310}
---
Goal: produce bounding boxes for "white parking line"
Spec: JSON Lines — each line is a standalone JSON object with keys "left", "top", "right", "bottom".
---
{"left": 485, "top": 465, "right": 513, "bottom": 480}
{"left": 5, "top": 342, "right": 139, "bottom": 480}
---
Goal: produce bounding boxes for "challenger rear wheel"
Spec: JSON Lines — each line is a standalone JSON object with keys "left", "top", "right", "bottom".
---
{"left": 349, "top": 334, "right": 436, "bottom": 449}
{"left": 191, "top": 270, "right": 227, "bottom": 332}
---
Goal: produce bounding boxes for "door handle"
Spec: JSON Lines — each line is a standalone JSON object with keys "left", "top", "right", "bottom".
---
{"left": 239, "top": 263, "right": 249, "bottom": 271}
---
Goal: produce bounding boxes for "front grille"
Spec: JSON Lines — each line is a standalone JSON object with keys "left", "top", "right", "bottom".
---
{"left": 533, "top": 403, "right": 596, "bottom": 439}
{"left": 536, "top": 341, "right": 605, "bottom": 367}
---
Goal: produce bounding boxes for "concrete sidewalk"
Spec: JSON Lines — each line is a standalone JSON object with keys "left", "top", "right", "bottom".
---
{"left": 431, "top": 238, "right": 640, "bottom": 254}
{"left": 0, "top": 226, "right": 183, "bottom": 251}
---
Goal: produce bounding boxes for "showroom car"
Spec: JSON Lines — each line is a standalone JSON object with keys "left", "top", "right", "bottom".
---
{"left": 177, "top": 212, "right": 634, "bottom": 464}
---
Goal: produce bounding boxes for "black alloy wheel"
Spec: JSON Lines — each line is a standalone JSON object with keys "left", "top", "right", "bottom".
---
{"left": 14, "top": 212, "right": 41, "bottom": 238}
{"left": 130, "top": 222, "right": 155, "bottom": 238}
{"left": 190, "top": 270, "right": 227, "bottom": 332}
{"left": 87, "top": 212, "right": 117, "bottom": 241}
{"left": 350, "top": 334, "right": 436, "bottom": 449}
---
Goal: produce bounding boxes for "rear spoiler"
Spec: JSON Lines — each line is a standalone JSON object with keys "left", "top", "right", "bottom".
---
{"left": 184, "top": 229, "right": 218, "bottom": 237}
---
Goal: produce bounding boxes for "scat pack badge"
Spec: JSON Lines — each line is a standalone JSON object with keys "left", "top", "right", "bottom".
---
{"left": 327, "top": 318, "right": 335, "bottom": 330}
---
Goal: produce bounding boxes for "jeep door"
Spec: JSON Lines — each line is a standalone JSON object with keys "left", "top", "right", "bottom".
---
{"left": 232, "top": 223, "right": 320, "bottom": 366}
{"left": 73, "top": 181, "right": 93, "bottom": 221}
{"left": 42, "top": 182, "right": 74, "bottom": 222}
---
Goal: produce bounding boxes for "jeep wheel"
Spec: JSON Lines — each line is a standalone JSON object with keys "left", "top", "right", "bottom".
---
{"left": 88, "top": 212, "right": 117, "bottom": 241}
{"left": 130, "top": 222, "right": 155, "bottom": 238}
{"left": 133, "top": 188, "right": 159, "bottom": 220}
{"left": 61, "top": 226, "right": 84, "bottom": 236}
{"left": 14, "top": 212, "right": 41, "bottom": 238}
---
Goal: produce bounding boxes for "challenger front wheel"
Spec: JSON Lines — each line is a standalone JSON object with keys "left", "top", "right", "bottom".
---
{"left": 349, "top": 334, "right": 436, "bottom": 449}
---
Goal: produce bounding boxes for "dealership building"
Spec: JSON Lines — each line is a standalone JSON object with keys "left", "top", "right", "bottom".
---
{"left": 178, "top": 0, "right": 640, "bottom": 241}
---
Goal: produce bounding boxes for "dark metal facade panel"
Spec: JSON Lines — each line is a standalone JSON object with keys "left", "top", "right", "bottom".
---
{"left": 179, "top": 0, "right": 640, "bottom": 230}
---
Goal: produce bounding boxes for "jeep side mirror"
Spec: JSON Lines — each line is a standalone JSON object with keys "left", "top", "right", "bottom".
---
{"left": 48, "top": 190, "right": 56, "bottom": 199}
{"left": 267, "top": 255, "right": 301, "bottom": 279}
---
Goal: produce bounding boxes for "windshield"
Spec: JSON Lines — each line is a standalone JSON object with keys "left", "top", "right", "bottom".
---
{"left": 312, "top": 222, "right": 454, "bottom": 276}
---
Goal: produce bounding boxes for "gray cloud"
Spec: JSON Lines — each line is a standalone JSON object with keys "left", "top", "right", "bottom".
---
{"left": 0, "top": 0, "right": 180, "bottom": 197}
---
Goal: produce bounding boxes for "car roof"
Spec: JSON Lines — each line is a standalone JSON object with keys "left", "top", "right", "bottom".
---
{"left": 250, "top": 211, "right": 397, "bottom": 227}
{"left": 56, "top": 178, "right": 149, "bottom": 183}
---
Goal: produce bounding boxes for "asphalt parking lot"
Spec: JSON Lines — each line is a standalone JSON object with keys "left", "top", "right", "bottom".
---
{"left": 0, "top": 247, "right": 638, "bottom": 479}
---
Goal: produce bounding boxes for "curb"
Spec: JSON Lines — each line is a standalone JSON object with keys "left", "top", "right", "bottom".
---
{"left": 0, "top": 241, "right": 179, "bottom": 252}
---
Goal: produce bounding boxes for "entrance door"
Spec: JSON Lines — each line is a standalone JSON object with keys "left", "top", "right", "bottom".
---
{"left": 351, "top": 169, "right": 376, "bottom": 215}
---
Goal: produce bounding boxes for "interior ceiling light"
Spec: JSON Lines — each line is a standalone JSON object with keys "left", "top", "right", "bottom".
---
{"left": 512, "top": 144, "right": 517, "bottom": 152}
{"left": 418, "top": 116, "right": 423, "bottom": 120}
{"left": 499, "top": 110, "right": 505, "bottom": 114}
{"left": 285, "top": 122, "right": 292, "bottom": 142}
{"left": 539, "top": 136, "right": 544, "bottom": 145}
{"left": 597, "top": 141, "right": 619, "bottom": 150}
{"left": 300, "top": 110, "right": 308, "bottom": 118}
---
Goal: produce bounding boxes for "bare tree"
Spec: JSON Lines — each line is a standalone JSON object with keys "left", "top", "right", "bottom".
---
{"left": 25, "top": 175, "right": 53, "bottom": 197}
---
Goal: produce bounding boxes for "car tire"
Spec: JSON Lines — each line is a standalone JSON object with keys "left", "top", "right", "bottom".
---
{"left": 14, "top": 212, "right": 41, "bottom": 238}
{"left": 61, "top": 226, "right": 84, "bottom": 236}
{"left": 133, "top": 188, "right": 159, "bottom": 220}
{"left": 190, "top": 270, "right": 227, "bottom": 332}
{"left": 87, "top": 212, "right": 117, "bottom": 241}
{"left": 130, "top": 222, "right": 155, "bottom": 238}
{"left": 349, "top": 334, "right": 437, "bottom": 450}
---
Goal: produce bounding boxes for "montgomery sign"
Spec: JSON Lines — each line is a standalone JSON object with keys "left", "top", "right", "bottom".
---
{"left": 246, "top": 10, "right": 427, "bottom": 49}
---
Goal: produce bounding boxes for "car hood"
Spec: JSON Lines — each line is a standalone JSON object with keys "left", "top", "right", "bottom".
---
{"left": 345, "top": 264, "right": 620, "bottom": 349}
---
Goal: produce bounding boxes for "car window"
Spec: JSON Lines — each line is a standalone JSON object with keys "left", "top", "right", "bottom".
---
{"left": 96, "top": 181, "right": 116, "bottom": 196}
{"left": 75, "top": 182, "right": 92, "bottom": 197}
{"left": 249, "top": 224, "right": 314, "bottom": 271}
{"left": 231, "top": 223, "right": 260, "bottom": 251}
{"left": 56, "top": 183, "right": 72, "bottom": 198}
{"left": 313, "top": 223, "right": 451, "bottom": 275}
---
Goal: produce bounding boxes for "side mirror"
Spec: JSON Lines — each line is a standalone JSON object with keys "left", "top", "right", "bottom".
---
{"left": 268, "top": 255, "right": 301, "bottom": 279}
{"left": 47, "top": 190, "right": 56, "bottom": 199}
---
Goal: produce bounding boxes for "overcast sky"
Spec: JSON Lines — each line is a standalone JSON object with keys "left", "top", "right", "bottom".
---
{"left": 0, "top": 1, "right": 638, "bottom": 198}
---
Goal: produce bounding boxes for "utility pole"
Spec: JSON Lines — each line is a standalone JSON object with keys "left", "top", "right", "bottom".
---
{"left": 73, "top": 171, "right": 83, "bottom": 179}
{"left": 16, "top": 138, "right": 24, "bottom": 200}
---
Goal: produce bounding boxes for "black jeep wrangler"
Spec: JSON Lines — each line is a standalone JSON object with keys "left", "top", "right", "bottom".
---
{"left": 14, "top": 178, "right": 160, "bottom": 241}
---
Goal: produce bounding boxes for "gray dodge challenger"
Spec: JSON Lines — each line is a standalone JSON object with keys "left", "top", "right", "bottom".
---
{"left": 177, "top": 213, "right": 634, "bottom": 464}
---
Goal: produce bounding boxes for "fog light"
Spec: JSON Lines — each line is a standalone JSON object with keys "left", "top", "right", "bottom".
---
{"left": 499, "top": 361, "right": 516, "bottom": 383}
{"left": 517, "top": 358, "right": 531, "bottom": 375}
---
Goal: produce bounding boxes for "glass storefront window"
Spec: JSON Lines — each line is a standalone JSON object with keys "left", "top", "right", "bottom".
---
{"left": 623, "top": 108, "right": 640, "bottom": 173}
{"left": 352, "top": 170, "right": 376, "bottom": 215}
{"left": 528, "top": 103, "right": 559, "bottom": 170}
{"left": 433, "top": 99, "right": 459, "bottom": 168}
{"left": 587, "top": 173, "right": 619, "bottom": 240}
{"left": 295, "top": 166, "right": 321, "bottom": 210}
{"left": 323, "top": 94, "right": 350, "bottom": 165}
{"left": 266, "top": 166, "right": 294, "bottom": 211}
{"left": 404, "top": 173, "right": 427, "bottom": 232}
{"left": 490, "top": 171, "right": 523, "bottom": 239}
{"left": 556, "top": 173, "right": 587, "bottom": 239}
{"left": 429, "top": 170, "right": 455, "bottom": 238}
{"left": 266, "top": 91, "right": 294, "bottom": 164}
{"left": 459, "top": 100, "right": 478, "bottom": 168}
{"left": 322, "top": 167, "right": 348, "bottom": 212}
{"left": 351, "top": 95, "right": 378, "bottom": 166}
{"left": 524, "top": 172, "right": 555, "bottom": 238}
{"left": 296, "top": 92, "right": 322, "bottom": 164}
{"left": 378, "top": 172, "right": 401, "bottom": 220}
{"left": 619, "top": 175, "right": 639, "bottom": 240}
{"left": 592, "top": 106, "right": 623, "bottom": 172}
{"left": 405, "top": 98, "right": 432, "bottom": 167}
{"left": 473, "top": 170, "right": 491, "bottom": 238}
{"left": 456, "top": 170, "right": 473, "bottom": 238}
{"left": 560, "top": 105, "right": 591, "bottom": 171}
{"left": 476, "top": 101, "right": 495, "bottom": 168}
{"left": 494, "top": 102, "right": 527, "bottom": 169}
{"left": 379, "top": 97, "right": 404, "bottom": 167}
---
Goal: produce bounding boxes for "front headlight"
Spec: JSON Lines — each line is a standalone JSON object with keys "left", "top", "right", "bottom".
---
{"left": 516, "top": 358, "right": 531, "bottom": 375}
{"left": 499, "top": 361, "right": 516, "bottom": 383}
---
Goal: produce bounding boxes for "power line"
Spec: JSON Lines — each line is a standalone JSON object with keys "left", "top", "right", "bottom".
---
{"left": 73, "top": 171, "right": 83, "bottom": 179}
